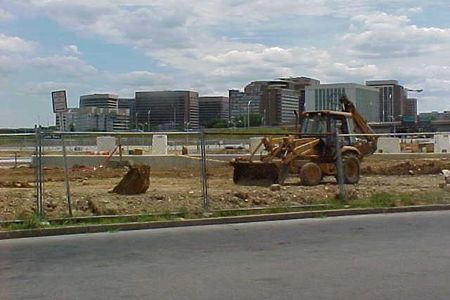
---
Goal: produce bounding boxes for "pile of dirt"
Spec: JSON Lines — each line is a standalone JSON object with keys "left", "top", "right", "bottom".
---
{"left": 111, "top": 165, "right": 150, "bottom": 195}
{"left": 0, "top": 181, "right": 33, "bottom": 188}
{"left": 362, "top": 160, "right": 450, "bottom": 176}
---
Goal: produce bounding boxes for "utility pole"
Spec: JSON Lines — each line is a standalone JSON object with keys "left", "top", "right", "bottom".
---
{"left": 147, "top": 109, "right": 151, "bottom": 132}
{"left": 247, "top": 100, "right": 253, "bottom": 128}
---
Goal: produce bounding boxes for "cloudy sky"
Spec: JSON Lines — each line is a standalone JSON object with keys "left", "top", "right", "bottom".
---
{"left": 0, "top": 0, "right": 449, "bottom": 127}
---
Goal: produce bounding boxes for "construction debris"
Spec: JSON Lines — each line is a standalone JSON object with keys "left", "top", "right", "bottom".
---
{"left": 111, "top": 165, "right": 151, "bottom": 195}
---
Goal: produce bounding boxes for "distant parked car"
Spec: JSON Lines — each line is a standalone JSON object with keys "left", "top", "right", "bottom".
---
{"left": 224, "top": 144, "right": 245, "bottom": 150}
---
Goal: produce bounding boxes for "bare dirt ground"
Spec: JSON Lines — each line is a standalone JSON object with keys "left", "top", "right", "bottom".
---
{"left": 1, "top": 158, "right": 450, "bottom": 220}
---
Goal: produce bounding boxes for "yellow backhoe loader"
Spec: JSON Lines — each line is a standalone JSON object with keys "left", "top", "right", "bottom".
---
{"left": 230, "top": 95, "right": 377, "bottom": 186}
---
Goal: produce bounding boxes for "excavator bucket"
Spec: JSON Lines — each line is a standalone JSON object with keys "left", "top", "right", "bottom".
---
{"left": 231, "top": 161, "right": 289, "bottom": 186}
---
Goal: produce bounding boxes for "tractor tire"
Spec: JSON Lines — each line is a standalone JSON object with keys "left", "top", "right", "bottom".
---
{"left": 342, "top": 153, "right": 360, "bottom": 184}
{"left": 299, "top": 162, "right": 322, "bottom": 186}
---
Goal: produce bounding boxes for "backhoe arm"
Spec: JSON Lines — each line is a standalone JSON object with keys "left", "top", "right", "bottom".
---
{"left": 339, "top": 95, "right": 378, "bottom": 156}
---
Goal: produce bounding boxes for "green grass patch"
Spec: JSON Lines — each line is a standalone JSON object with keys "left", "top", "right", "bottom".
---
{"left": 3, "top": 191, "right": 450, "bottom": 232}
{"left": 7, "top": 214, "right": 49, "bottom": 230}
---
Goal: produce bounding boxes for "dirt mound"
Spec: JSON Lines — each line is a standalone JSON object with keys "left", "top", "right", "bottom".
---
{"left": 111, "top": 165, "right": 150, "bottom": 195}
{"left": 362, "top": 160, "right": 450, "bottom": 176}
{"left": 0, "top": 181, "right": 33, "bottom": 188}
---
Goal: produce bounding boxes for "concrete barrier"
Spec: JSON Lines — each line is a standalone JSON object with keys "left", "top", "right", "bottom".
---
{"left": 34, "top": 154, "right": 227, "bottom": 170}
{"left": 377, "top": 137, "right": 401, "bottom": 153}
{"left": 30, "top": 152, "right": 450, "bottom": 170}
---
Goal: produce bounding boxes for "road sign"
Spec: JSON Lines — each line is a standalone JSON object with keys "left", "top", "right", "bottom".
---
{"left": 52, "top": 90, "right": 68, "bottom": 113}
{"left": 43, "top": 134, "right": 62, "bottom": 140}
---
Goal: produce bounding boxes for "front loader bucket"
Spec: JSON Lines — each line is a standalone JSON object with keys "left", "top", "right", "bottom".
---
{"left": 231, "top": 161, "right": 289, "bottom": 186}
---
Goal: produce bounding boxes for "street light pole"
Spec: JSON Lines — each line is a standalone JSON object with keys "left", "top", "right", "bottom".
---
{"left": 247, "top": 100, "right": 253, "bottom": 128}
{"left": 172, "top": 105, "right": 177, "bottom": 129}
{"left": 147, "top": 109, "right": 151, "bottom": 132}
{"left": 263, "top": 108, "right": 266, "bottom": 126}
{"left": 135, "top": 112, "right": 138, "bottom": 129}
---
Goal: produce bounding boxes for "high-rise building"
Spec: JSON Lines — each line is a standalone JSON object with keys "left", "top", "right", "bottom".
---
{"left": 135, "top": 91, "right": 199, "bottom": 130}
{"left": 78, "top": 93, "right": 130, "bottom": 131}
{"left": 260, "top": 85, "right": 300, "bottom": 125}
{"left": 402, "top": 98, "right": 417, "bottom": 120}
{"left": 79, "top": 94, "right": 119, "bottom": 109}
{"left": 228, "top": 90, "right": 260, "bottom": 125}
{"left": 118, "top": 98, "right": 136, "bottom": 128}
{"left": 305, "top": 83, "right": 380, "bottom": 122}
{"left": 199, "top": 96, "right": 229, "bottom": 126}
{"left": 55, "top": 107, "right": 130, "bottom": 132}
{"left": 365, "top": 80, "right": 407, "bottom": 122}
{"left": 230, "top": 77, "right": 320, "bottom": 126}
{"left": 55, "top": 108, "right": 78, "bottom": 131}
{"left": 278, "top": 77, "right": 320, "bottom": 112}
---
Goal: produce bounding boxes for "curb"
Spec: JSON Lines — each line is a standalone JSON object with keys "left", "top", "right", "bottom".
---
{"left": 1, "top": 204, "right": 450, "bottom": 240}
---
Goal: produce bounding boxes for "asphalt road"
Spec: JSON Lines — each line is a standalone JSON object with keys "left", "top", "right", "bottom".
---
{"left": 1, "top": 211, "right": 450, "bottom": 300}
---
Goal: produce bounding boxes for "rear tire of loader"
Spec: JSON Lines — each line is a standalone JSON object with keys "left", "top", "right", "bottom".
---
{"left": 299, "top": 162, "right": 322, "bottom": 186}
{"left": 342, "top": 154, "right": 360, "bottom": 184}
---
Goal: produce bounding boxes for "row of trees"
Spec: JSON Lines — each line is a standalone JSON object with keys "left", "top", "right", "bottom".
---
{"left": 128, "top": 113, "right": 264, "bottom": 130}
{"left": 206, "top": 113, "right": 262, "bottom": 128}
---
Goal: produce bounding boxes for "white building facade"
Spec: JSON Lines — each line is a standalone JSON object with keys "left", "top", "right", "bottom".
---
{"left": 305, "top": 83, "right": 380, "bottom": 122}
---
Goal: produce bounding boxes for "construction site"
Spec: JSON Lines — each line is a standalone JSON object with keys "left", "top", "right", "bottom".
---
{"left": 1, "top": 96, "right": 450, "bottom": 221}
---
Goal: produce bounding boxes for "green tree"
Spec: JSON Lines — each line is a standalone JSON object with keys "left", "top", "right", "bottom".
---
{"left": 233, "top": 113, "right": 262, "bottom": 127}
{"left": 206, "top": 118, "right": 228, "bottom": 128}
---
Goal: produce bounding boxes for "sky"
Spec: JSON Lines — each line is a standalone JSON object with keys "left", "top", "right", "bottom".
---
{"left": 0, "top": 0, "right": 449, "bottom": 127}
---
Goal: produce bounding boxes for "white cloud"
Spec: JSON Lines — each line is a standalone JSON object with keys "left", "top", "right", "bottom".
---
{"left": 24, "top": 81, "right": 86, "bottom": 96}
{"left": 30, "top": 55, "right": 97, "bottom": 77}
{"left": 0, "top": 33, "right": 35, "bottom": 53}
{"left": 63, "top": 44, "right": 81, "bottom": 55}
{"left": 113, "top": 71, "right": 175, "bottom": 91}
{"left": 343, "top": 12, "right": 450, "bottom": 58}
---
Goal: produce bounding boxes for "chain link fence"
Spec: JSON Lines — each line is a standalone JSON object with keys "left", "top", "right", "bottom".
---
{"left": 202, "top": 130, "right": 450, "bottom": 212}
{"left": 1, "top": 129, "right": 450, "bottom": 222}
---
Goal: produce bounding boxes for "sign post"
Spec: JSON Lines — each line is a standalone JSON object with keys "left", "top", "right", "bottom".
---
{"left": 51, "top": 90, "right": 72, "bottom": 217}
{"left": 52, "top": 90, "right": 68, "bottom": 114}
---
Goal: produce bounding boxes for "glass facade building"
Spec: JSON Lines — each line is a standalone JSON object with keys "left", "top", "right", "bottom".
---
{"left": 305, "top": 83, "right": 380, "bottom": 122}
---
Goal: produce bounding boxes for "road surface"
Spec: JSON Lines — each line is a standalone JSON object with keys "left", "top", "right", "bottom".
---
{"left": 1, "top": 211, "right": 450, "bottom": 299}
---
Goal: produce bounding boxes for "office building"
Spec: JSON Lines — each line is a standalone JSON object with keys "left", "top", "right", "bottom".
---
{"left": 56, "top": 107, "right": 130, "bottom": 132}
{"left": 199, "top": 96, "right": 229, "bottom": 126}
{"left": 77, "top": 93, "right": 130, "bottom": 131}
{"left": 402, "top": 98, "right": 417, "bottom": 120}
{"left": 278, "top": 77, "right": 320, "bottom": 112}
{"left": 259, "top": 78, "right": 319, "bottom": 125}
{"left": 135, "top": 91, "right": 199, "bottom": 130}
{"left": 305, "top": 83, "right": 380, "bottom": 122}
{"left": 261, "top": 87, "right": 300, "bottom": 125}
{"left": 79, "top": 94, "right": 119, "bottom": 109}
{"left": 230, "top": 76, "right": 320, "bottom": 126}
{"left": 228, "top": 90, "right": 260, "bottom": 125}
{"left": 55, "top": 108, "right": 78, "bottom": 131}
{"left": 365, "top": 80, "right": 407, "bottom": 122}
{"left": 118, "top": 98, "right": 136, "bottom": 128}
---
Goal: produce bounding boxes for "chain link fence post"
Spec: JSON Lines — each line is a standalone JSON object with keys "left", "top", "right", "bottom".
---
{"left": 199, "top": 128, "right": 209, "bottom": 210}
{"left": 34, "top": 125, "right": 44, "bottom": 216}
{"left": 61, "top": 132, "right": 73, "bottom": 217}
{"left": 335, "top": 131, "right": 346, "bottom": 202}
{"left": 34, "top": 125, "right": 40, "bottom": 215}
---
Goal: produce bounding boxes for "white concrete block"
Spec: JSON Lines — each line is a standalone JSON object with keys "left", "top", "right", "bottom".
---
{"left": 434, "top": 134, "right": 450, "bottom": 153}
{"left": 377, "top": 137, "right": 401, "bottom": 153}
{"left": 96, "top": 136, "right": 116, "bottom": 153}
{"left": 152, "top": 135, "right": 168, "bottom": 155}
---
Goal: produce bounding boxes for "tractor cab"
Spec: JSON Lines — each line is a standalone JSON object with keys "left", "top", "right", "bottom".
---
{"left": 299, "top": 110, "right": 355, "bottom": 160}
